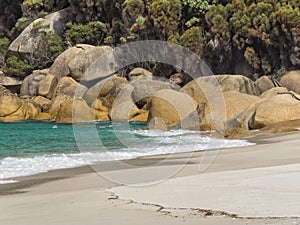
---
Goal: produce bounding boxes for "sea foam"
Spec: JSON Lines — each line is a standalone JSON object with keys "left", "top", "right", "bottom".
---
{"left": 0, "top": 129, "right": 254, "bottom": 183}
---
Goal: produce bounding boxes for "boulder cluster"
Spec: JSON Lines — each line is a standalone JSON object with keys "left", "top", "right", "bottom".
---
{"left": 1, "top": 43, "right": 300, "bottom": 137}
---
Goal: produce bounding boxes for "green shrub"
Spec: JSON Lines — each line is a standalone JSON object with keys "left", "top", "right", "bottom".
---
{"left": 34, "top": 31, "right": 65, "bottom": 68}
{"left": 22, "top": 0, "right": 44, "bottom": 18}
{"left": 185, "top": 17, "right": 201, "bottom": 28}
{"left": 182, "top": 0, "right": 217, "bottom": 29}
{"left": 4, "top": 31, "right": 64, "bottom": 76}
{"left": 128, "top": 15, "right": 149, "bottom": 40}
{"left": 4, "top": 56, "right": 33, "bottom": 78}
{"left": 23, "top": 0, "right": 43, "bottom": 6}
{"left": 0, "top": 38, "right": 10, "bottom": 56}
{"left": 10, "top": 17, "right": 33, "bottom": 40}
{"left": 244, "top": 47, "right": 260, "bottom": 70}
{"left": 182, "top": 0, "right": 216, "bottom": 15}
{"left": 65, "top": 21, "right": 107, "bottom": 46}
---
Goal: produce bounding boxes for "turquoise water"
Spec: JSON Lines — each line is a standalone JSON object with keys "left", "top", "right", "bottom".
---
{"left": 0, "top": 122, "right": 78, "bottom": 158}
{"left": 0, "top": 121, "right": 145, "bottom": 158}
{"left": 0, "top": 121, "right": 254, "bottom": 183}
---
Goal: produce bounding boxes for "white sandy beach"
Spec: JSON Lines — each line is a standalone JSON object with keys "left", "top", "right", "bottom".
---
{"left": 1, "top": 131, "right": 300, "bottom": 225}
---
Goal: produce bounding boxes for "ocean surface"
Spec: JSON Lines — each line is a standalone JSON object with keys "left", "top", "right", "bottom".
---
{"left": 0, "top": 121, "right": 254, "bottom": 184}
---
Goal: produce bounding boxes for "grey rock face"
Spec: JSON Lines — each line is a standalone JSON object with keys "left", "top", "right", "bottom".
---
{"left": 20, "top": 70, "right": 48, "bottom": 96}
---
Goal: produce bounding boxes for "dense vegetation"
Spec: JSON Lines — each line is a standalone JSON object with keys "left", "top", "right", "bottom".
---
{"left": 0, "top": 0, "right": 299, "bottom": 79}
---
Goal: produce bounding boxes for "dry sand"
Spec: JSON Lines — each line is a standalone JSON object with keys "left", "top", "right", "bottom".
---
{"left": 1, "top": 131, "right": 300, "bottom": 225}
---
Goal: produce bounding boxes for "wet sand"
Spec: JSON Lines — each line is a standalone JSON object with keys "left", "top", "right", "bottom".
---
{"left": 1, "top": 131, "right": 300, "bottom": 225}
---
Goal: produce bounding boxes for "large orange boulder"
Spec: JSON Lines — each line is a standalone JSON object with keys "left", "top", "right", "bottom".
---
{"left": 147, "top": 89, "right": 198, "bottom": 127}
{"left": 280, "top": 71, "right": 300, "bottom": 94}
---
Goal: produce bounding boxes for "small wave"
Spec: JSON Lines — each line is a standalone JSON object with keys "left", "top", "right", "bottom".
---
{"left": 132, "top": 129, "right": 202, "bottom": 137}
{"left": 0, "top": 179, "right": 17, "bottom": 184}
{"left": 0, "top": 136, "right": 254, "bottom": 183}
{"left": 0, "top": 122, "right": 254, "bottom": 183}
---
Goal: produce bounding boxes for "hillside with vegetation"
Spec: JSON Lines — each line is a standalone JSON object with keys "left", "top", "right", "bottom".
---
{"left": 0, "top": 0, "right": 299, "bottom": 79}
{"left": 0, "top": 0, "right": 300, "bottom": 136}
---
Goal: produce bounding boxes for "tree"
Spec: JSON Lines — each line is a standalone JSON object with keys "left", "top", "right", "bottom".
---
{"left": 22, "top": 0, "right": 44, "bottom": 18}
{"left": 34, "top": 31, "right": 65, "bottom": 68}
{"left": 123, "top": 0, "right": 144, "bottom": 19}
{"left": 205, "top": 4, "right": 230, "bottom": 42}
{"left": 149, "top": 0, "right": 182, "bottom": 39}
{"left": 169, "top": 26, "right": 205, "bottom": 56}
{"left": 182, "top": 0, "right": 217, "bottom": 28}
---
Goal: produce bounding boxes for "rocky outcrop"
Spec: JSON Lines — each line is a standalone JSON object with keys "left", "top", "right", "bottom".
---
{"left": 93, "top": 93, "right": 148, "bottom": 122}
{"left": 3, "top": 37, "right": 300, "bottom": 130}
{"left": 109, "top": 84, "right": 143, "bottom": 122}
{"left": 84, "top": 75, "right": 128, "bottom": 106}
{"left": 280, "top": 71, "right": 300, "bottom": 94}
{"left": 182, "top": 78, "right": 214, "bottom": 105}
{"left": 199, "top": 91, "right": 261, "bottom": 131}
{"left": 0, "top": 76, "right": 22, "bottom": 93}
{"left": 0, "top": 95, "right": 23, "bottom": 119}
{"left": 224, "top": 128, "right": 251, "bottom": 139}
{"left": 56, "top": 99, "right": 93, "bottom": 123}
{"left": 251, "top": 94, "right": 300, "bottom": 129}
{"left": 169, "top": 73, "right": 189, "bottom": 86}
{"left": 59, "top": 84, "right": 78, "bottom": 98}
{"left": 35, "top": 112, "right": 52, "bottom": 121}
{"left": 49, "top": 94, "right": 72, "bottom": 118}
{"left": 260, "top": 87, "right": 288, "bottom": 98}
{"left": 54, "top": 76, "right": 78, "bottom": 97}
{"left": 181, "top": 82, "right": 300, "bottom": 132}
{"left": 49, "top": 53, "right": 70, "bottom": 77}
{"left": 0, "top": 94, "right": 41, "bottom": 122}
{"left": 0, "top": 76, "right": 22, "bottom": 86}
{"left": 49, "top": 44, "right": 94, "bottom": 78}
{"left": 109, "top": 102, "right": 148, "bottom": 122}
{"left": 7, "top": 8, "right": 71, "bottom": 62}
{"left": 148, "top": 89, "right": 198, "bottom": 127}
{"left": 68, "top": 46, "right": 113, "bottom": 81}
{"left": 23, "top": 99, "right": 41, "bottom": 119}
{"left": 92, "top": 99, "right": 110, "bottom": 121}
{"left": 33, "top": 96, "right": 52, "bottom": 112}
{"left": 147, "top": 117, "right": 168, "bottom": 131}
{"left": 182, "top": 74, "right": 259, "bottom": 106}
{"left": 128, "top": 68, "right": 152, "bottom": 82}
{"left": 0, "top": 85, "right": 11, "bottom": 95}
{"left": 131, "top": 79, "right": 175, "bottom": 108}
{"left": 261, "top": 119, "right": 300, "bottom": 133}
{"left": 38, "top": 74, "right": 58, "bottom": 99}
{"left": 130, "top": 109, "right": 149, "bottom": 122}
{"left": 207, "top": 75, "right": 259, "bottom": 95}
{"left": 255, "top": 76, "right": 275, "bottom": 94}
{"left": 20, "top": 69, "right": 48, "bottom": 96}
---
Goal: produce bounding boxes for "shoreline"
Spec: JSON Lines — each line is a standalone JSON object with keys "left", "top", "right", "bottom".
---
{"left": 0, "top": 129, "right": 297, "bottom": 194}
{"left": 0, "top": 122, "right": 252, "bottom": 186}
